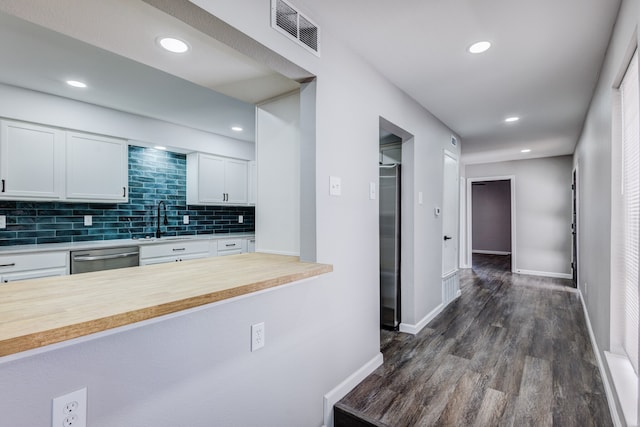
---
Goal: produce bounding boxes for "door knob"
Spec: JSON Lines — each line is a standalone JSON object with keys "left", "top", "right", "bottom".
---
{"left": 444, "top": 235, "right": 453, "bottom": 241}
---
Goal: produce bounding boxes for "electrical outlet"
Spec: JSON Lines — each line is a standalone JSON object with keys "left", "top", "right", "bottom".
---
{"left": 251, "top": 322, "right": 265, "bottom": 352}
{"left": 183, "top": 215, "right": 189, "bottom": 225}
{"left": 52, "top": 388, "right": 86, "bottom": 427}
{"left": 238, "top": 215, "right": 243, "bottom": 224}
{"left": 83, "top": 215, "right": 92, "bottom": 226}
{"left": 0, "top": 215, "right": 5, "bottom": 229}
{"left": 329, "top": 176, "right": 342, "bottom": 196}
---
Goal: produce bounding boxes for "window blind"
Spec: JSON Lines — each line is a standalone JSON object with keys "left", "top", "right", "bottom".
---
{"left": 621, "top": 49, "right": 639, "bottom": 374}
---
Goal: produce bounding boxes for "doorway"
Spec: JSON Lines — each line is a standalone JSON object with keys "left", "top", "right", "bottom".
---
{"left": 466, "top": 176, "right": 516, "bottom": 272}
{"left": 379, "top": 128, "right": 402, "bottom": 330}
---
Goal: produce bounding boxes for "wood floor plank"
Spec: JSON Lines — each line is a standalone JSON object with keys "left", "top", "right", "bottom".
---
{"left": 335, "top": 254, "right": 613, "bottom": 427}
{"left": 513, "top": 356, "right": 553, "bottom": 426}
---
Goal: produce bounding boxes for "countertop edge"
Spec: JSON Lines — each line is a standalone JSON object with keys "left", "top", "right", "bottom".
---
{"left": 0, "top": 254, "right": 332, "bottom": 358}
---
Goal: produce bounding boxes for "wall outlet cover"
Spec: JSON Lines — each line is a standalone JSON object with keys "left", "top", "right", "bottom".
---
{"left": 52, "top": 387, "right": 87, "bottom": 427}
{"left": 238, "top": 215, "right": 243, "bottom": 224}
{"left": 0, "top": 215, "right": 5, "bottom": 229}
{"left": 329, "top": 176, "right": 342, "bottom": 196}
{"left": 251, "top": 322, "right": 265, "bottom": 352}
{"left": 83, "top": 215, "right": 92, "bottom": 226}
{"left": 183, "top": 215, "right": 189, "bottom": 225}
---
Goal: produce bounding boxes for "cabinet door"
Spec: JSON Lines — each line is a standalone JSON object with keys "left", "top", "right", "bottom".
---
{"left": 198, "top": 154, "right": 226, "bottom": 203}
{"left": 225, "top": 159, "right": 248, "bottom": 204}
{"left": 0, "top": 120, "right": 65, "bottom": 200}
{"left": 66, "top": 132, "right": 128, "bottom": 202}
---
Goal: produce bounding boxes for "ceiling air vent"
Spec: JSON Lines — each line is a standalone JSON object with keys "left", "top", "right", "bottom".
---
{"left": 451, "top": 136, "right": 458, "bottom": 147}
{"left": 271, "top": 0, "right": 320, "bottom": 56}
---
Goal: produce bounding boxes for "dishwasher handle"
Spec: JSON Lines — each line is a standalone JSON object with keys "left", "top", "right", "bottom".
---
{"left": 73, "top": 251, "right": 139, "bottom": 262}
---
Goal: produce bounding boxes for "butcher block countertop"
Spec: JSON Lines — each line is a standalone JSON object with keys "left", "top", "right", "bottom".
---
{"left": 0, "top": 253, "right": 332, "bottom": 358}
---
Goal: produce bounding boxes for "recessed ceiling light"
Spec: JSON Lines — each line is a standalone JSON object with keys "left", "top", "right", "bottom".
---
{"left": 66, "top": 80, "right": 87, "bottom": 88}
{"left": 468, "top": 41, "right": 491, "bottom": 54}
{"left": 158, "top": 37, "right": 189, "bottom": 53}
{"left": 505, "top": 116, "right": 520, "bottom": 123}
{"left": 231, "top": 126, "right": 243, "bottom": 132}
{"left": 154, "top": 146, "right": 167, "bottom": 151}
{"left": 521, "top": 149, "right": 531, "bottom": 153}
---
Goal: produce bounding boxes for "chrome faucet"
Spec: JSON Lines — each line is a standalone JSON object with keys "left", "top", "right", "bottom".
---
{"left": 156, "top": 201, "right": 168, "bottom": 238}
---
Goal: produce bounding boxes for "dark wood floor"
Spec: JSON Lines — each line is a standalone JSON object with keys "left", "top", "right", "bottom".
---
{"left": 335, "top": 254, "right": 611, "bottom": 427}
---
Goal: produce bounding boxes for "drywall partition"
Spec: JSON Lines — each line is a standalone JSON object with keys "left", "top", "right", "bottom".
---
{"left": 572, "top": 0, "right": 638, "bottom": 424}
{"left": 256, "top": 91, "right": 301, "bottom": 256}
{"left": 465, "top": 156, "right": 573, "bottom": 278}
{"left": 0, "top": 83, "right": 255, "bottom": 160}
{"left": 471, "top": 180, "right": 512, "bottom": 254}
{"left": 0, "top": 3, "right": 459, "bottom": 427}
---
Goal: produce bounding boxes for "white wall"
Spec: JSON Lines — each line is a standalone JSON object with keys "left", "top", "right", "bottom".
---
{"left": 465, "top": 156, "right": 573, "bottom": 277}
{"left": 471, "top": 180, "right": 512, "bottom": 253}
{"left": 256, "top": 92, "right": 300, "bottom": 255}
{"left": 0, "top": 83, "right": 255, "bottom": 160}
{"left": 0, "top": 3, "right": 459, "bottom": 427}
{"left": 572, "top": 0, "right": 638, "bottom": 422}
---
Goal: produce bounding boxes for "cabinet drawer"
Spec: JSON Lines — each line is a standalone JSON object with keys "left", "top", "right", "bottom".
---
{"left": 217, "top": 239, "right": 243, "bottom": 251}
{"left": 0, "top": 251, "right": 68, "bottom": 274}
{"left": 140, "top": 240, "right": 210, "bottom": 259}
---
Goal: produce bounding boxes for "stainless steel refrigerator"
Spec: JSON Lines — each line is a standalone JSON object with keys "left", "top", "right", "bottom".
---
{"left": 380, "top": 164, "right": 400, "bottom": 329}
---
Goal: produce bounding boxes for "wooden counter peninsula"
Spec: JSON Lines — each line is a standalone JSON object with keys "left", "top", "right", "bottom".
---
{"left": 0, "top": 253, "right": 332, "bottom": 358}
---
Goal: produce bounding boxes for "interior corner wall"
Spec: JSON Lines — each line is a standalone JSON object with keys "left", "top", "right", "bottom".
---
{"left": 572, "top": 0, "right": 638, "bottom": 422}
{"left": 256, "top": 91, "right": 301, "bottom": 256}
{"left": 465, "top": 156, "right": 573, "bottom": 276}
{"left": 471, "top": 180, "right": 512, "bottom": 253}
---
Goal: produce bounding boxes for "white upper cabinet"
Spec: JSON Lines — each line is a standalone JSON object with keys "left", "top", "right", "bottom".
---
{"left": 0, "top": 120, "right": 65, "bottom": 200}
{"left": 66, "top": 132, "right": 128, "bottom": 202}
{"left": 187, "top": 153, "right": 248, "bottom": 205}
{"left": 0, "top": 120, "right": 128, "bottom": 203}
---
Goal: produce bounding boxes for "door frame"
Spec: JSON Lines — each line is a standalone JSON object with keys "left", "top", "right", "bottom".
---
{"left": 571, "top": 163, "right": 579, "bottom": 288}
{"left": 442, "top": 149, "right": 460, "bottom": 277}
{"left": 466, "top": 175, "right": 516, "bottom": 272}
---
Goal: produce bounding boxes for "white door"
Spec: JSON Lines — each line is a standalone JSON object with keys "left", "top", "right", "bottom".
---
{"left": 442, "top": 151, "right": 459, "bottom": 276}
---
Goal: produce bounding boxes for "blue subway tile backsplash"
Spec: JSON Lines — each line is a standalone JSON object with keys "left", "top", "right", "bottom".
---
{"left": 0, "top": 146, "right": 254, "bottom": 246}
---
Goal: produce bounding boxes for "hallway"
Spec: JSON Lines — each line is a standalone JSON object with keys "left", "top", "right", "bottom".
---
{"left": 335, "top": 255, "right": 610, "bottom": 426}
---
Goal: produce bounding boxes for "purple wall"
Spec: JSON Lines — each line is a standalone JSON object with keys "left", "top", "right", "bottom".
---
{"left": 472, "top": 180, "right": 512, "bottom": 253}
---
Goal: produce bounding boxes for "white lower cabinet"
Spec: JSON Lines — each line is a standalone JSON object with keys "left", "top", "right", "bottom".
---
{"left": 216, "top": 238, "right": 243, "bottom": 256}
{"left": 0, "top": 251, "right": 68, "bottom": 283}
{"left": 139, "top": 240, "right": 210, "bottom": 266}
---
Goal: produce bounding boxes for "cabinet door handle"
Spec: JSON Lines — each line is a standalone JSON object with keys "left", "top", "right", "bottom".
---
{"left": 1, "top": 179, "right": 5, "bottom": 193}
{"left": 172, "top": 248, "right": 186, "bottom": 252}
{"left": 225, "top": 243, "right": 236, "bottom": 247}
{"left": 0, "top": 263, "right": 16, "bottom": 268}
{"left": 443, "top": 235, "right": 453, "bottom": 241}
{"left": 123, "top": 187, "right": 126, "bottom": 197}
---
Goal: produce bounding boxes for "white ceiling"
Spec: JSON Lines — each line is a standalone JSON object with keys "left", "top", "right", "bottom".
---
{"left": 295, "top": 0, "right": 621, "bottom": 163}
{"left": 0, "top": 0, "right": 300, "bottom": 144}
{"left": 0, "top": 0, "right": 622, "bottom": 163}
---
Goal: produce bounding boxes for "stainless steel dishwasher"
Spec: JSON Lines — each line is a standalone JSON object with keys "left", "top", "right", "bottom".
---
{"left": 70, "top": 246, "right": 139, "bottom": 274}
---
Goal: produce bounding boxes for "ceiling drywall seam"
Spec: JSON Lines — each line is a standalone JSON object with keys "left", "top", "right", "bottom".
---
{"left": 142, "top": 0, "right": 315, "bottom": 83}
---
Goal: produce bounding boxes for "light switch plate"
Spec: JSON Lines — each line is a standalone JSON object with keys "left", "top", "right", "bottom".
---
{"left": 0, "top": 215, "right": 5, "bottom": 229}
{"left": 183, "top": 215, "right": 189, "bottom": 225}
{"left": 330, "top": 176, "right": 342, "bottom": 196}
{"left": 238, "top": 215, "right": 243, "bottom": 224}
{"left": 84, "top": 215, "right": 92, "bottom": 226}
{"left": 369, "top": 182, "right": 376, "bottom": 200}
{"left": 418, "top": 192, "right": 424, "bottom": 205}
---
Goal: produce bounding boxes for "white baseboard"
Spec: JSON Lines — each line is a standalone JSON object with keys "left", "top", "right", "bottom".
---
{"left": 579, "top": 290, "right": 622, "bottom": 427}
{"left": 515, "top": 269, "right": 572, "bottom": 280}
{"left": 472, "top": 250, "right": 511, "bottom": 255}
{"left": 322, "top": 352, "right": 383, "bottom": 427}
{"left": 400, "top": 303, "right": 444, "bottom": 335}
